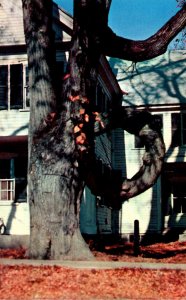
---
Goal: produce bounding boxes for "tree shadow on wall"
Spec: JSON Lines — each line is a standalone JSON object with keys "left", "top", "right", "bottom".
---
{"left": 108, "top": 51, "right": 186, "bottom": 243}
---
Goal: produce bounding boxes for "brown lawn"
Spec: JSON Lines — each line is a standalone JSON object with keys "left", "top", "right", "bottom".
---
{"left": 1, "top": 240, "right": 186, "bottom": 299}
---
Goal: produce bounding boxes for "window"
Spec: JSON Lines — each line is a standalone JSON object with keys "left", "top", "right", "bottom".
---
{"left": 134, "top": 114, "right": 163, "bottom": 148}
{"left": 171, "top": 113, "right": 186, "bottom": 147}
{"left": 172, "top": 185, "right": 186, "bottom": 214}
{"left": 0, "top": 158, "right": 27, "bottom": 202}
{"left": 10, "top": 64, "right": 23, "bottom": 108}
{"left": 0, "top": 179, "right": 15, "bottom": 201}
{"left": 0, "top": 64, "right": 29, "bottom": 110}
{"left": 0, "top": 159, "right": 14, "bottom": 201}
{"left": 164, "top": 181, "right": 186, "bottom": 215}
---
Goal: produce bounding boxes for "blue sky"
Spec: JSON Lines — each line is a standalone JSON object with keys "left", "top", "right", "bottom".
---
{"left": 55, "top": 0, "right": 180, "bottom": 40}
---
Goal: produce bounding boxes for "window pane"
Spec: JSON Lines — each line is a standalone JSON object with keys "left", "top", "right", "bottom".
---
{"left": 10, "top": 64, "right": 23, "bottom": 108}
{"left": 173, "top": 184, "right": 186, "bottom": 214}
{"left": 171, "top": 113, "right": 181, "bottom": 147}
{"left": 0, "top": 65, "right": 8, "bottom": 109}
{"left": 14, "top": 158, "right": 27, "bottom": 201}
{"left": 173, "top": 197, "right": 182, "bottom": 213}
{"left": 0, "top": 160, "right": 10, "bottom": 179}
{"left": 0, "top": 179, "right": 15, "bottom": 201}
{"left": 14, "top": 158, "right": 27, "bottom": 178}
{"left": 25, "top": 66, "right": 30, "bottom": 107}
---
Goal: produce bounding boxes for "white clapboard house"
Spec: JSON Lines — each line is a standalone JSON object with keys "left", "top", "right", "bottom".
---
{"left": 0, "top": 1, "right": 121, "bottom": 236}
{"left": 110, "top": 50, "right": 186, "bottom": 241}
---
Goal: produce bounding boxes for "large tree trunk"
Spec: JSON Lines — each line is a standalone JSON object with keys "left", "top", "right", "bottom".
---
{"left": 22, "top": 0, "right": 94, "bottom": 260}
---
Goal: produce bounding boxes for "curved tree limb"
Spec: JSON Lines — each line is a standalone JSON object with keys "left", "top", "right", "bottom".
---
{"left": 84, "top": 108, "right": 165, "bottom": 204}
{"left": 115, "top": 109, "right": 165, "bottom": 199}
{"left": 101, "top": 4, "right": 186, "bottom": 61}
{"left": 78, "top": 1, "right": 184, "bottom": 203}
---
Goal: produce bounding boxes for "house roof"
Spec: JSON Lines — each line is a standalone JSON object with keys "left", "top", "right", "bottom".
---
{"left": 109, "top": 51, "right": 186, "bottom": 108}
{"left": 0, "top": 0, "right": 72, "bottom": 46}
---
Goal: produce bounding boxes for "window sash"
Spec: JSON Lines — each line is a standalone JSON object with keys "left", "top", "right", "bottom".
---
{"left": 0, "top": 158, "right": 27, "bottom": 202}
{"left": 170, "top": 183, "right": 186, "bottom": 214}
{"left": 172, "top": 196, "right": 186, "bottom": 214}
{"left": 0, "top": 65, "right": 8, "bottom": 109}
{"left": 10, "top": 64, "right": 23, "bottom": 109}
{"left": 0, "top": 63, "right": 29, "bottom": 110}
{"left": 24, "top": 66, "right": 30, "bottom": 109}
{"left": 171, "top": 113, "right": 186, "bottom": 147}
{"left": 0, "top": 179, "right": 15, "bottom": 201}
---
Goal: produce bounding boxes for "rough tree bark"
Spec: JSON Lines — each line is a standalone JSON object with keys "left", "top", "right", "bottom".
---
{"left": 22, "top": 0, "right": 186, "bottom": 259}
{"left": 22, "top": 0, "right": 94, "bottom": 260}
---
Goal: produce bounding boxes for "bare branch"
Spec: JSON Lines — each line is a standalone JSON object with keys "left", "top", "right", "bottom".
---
{"left": 102, "top": 4, "right": 186, "bottom": 61}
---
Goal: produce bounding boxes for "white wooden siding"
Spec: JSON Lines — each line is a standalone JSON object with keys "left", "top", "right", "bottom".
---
{"left": 120, "top": 179, "right": 161, "bottom": 235}
{"left": 0, "top": 110, "right": 29, "bottom": 136}
{"left": 95, "top": 133, "right": 112, "bottom": 166}
{"left": 110, "top": 51, "right": 186, "bottom": 236}
{"left": 112, "top": 129, "right": 126, "bottom": 177}
{"left": 120, "top": 123, "right": 162, "bottom": 235}
{"left": 0, "top": 0, "right": 25, "bottom": 45}
{"left": 0, "top": 202, "right": 30, "bottom": 235}
{"left": 0, "top": 0, "right": 72, "bottom": 46}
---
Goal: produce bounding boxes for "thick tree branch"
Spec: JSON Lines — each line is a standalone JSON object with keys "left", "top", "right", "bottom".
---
{"left": 115, "top": 109, "right": 165, "bottom": 199}
{"left": 85, "top": 108, "right": 165, "bottom": 203}
{"left": 22, "top": 0, "right": 56, "bottom": 135}
{"left": 102, "top": 4, "right": 186, "bottom": 61}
